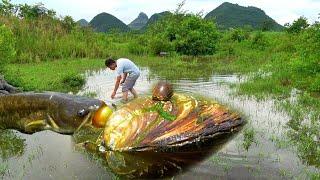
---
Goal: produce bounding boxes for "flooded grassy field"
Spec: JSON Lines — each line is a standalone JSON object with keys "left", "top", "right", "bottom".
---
{"left": 1, "top": 68, "right": 319, "bottom": 179}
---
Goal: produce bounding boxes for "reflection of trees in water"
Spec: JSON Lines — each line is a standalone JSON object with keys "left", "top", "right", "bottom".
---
{"left": 0, "top": 130, "right": 25, "bottom": 159}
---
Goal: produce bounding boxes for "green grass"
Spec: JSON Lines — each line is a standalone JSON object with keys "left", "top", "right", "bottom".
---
{"left": 0, "top": 130, "right": 25, "bottom": 159}
{"left": 2, "top": 53, "right": 263, "bottom": 93}
{"left": 0, "top": 163, "right": 8, "bottom": 177}
{"left": 3, "top": 58, "right": 104, "bottom": 92}
{"left": 242, "top": 127, "right": 256, "bottom": 151}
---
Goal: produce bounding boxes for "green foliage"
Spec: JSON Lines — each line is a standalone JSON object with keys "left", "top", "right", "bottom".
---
{"left": 0, "top": 0, "right": 15, "bottom": 16}
{"left": 310, "top": 75, "right": 320, "bottom": 93}
{"left": 297, "top": 23, "right": 320, "bottom": 59}
{"left": 62, "top": 73, "right": 85, "bottom": 89}
{"left": 228, "top": 28, "right": 250, "bottom": 42}
{"left": 250, "top": 31, "right": 268, "bottom": 50}
{"left": 0, "top": 163, "right": 8, "bottom": 176}
{"left": 285, "top": 16, "right": 309, "bottom": 34}
{"left": 0, "top": 130, "right": 25, "bottom": 159}
{"left": 0, "top": 16, "right": 111, "bottom": 63}
{"left": 18, "top": 2, "right": 56, "bottom": 19}
{"left": 3, "top": 59, "right": 102, "bottom": 92}
{"left": 0, "top": 24, "right": 15, "bottom": 69}
{"left": 127, "top": 36, "right": 149, "bottom": 55}
{"left": 147, "top": 12, "right": 219, "bottom": 56}
{"left": 0, "top": 1, "right": 112, "bottom": 64}
{"left": 61, "top": 15, "right": 76, "bottom": 32}
{"left": 242, "top": 128, "right": 256, "bottom": 151}
{"left": 148, "top": 34, "right": 174, "bottom": 55}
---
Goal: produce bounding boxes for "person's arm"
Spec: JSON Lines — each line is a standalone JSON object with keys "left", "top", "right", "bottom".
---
{"left": 111, "top": 75, "right": 122, "bottom": 99}
{"left": 120, "top": 73, "right": 128, "bottom": 84}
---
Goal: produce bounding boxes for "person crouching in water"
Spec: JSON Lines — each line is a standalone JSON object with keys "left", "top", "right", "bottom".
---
{"left": 105, "top": 58, "right": 140, "bottom": 101}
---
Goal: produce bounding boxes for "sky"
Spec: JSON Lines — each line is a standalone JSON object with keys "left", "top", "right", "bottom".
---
{"left": 11, "top": 0, "right": 320, "bottom": 25}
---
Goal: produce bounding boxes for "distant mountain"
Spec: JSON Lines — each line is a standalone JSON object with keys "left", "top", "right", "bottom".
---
{"left": 205, "top": 2, "right": 284, "bottom": 30}
{"left": 89, "top": 12, "right": 130, "bottom": 33}
{"left": 147, "top": 11, "right": 171, "bottom": 26}
{"left": 77, "top": 19, "right": 88, "bottom": 27}
{"left": 128, "top": 12, "right": 148, "bottom": 30}
{"left": 142, "top": 11, "right": 172, "bottom": 30}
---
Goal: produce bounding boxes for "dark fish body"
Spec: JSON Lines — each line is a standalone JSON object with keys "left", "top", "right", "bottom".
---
{"left": 0, "top": 92, "right": 103, "bottom": 134}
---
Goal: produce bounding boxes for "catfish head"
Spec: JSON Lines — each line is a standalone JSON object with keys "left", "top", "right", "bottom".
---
{"left": 45, "top": 93, "right": 106, "bottom": 134}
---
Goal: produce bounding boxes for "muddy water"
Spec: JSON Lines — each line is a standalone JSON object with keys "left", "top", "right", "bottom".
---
{"left": 1, "top": 68, "right": 318, "bottom": 179}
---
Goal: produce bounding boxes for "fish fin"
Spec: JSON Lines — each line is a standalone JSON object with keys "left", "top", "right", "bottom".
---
{"left": 47, "top": 115, "right": 60, "bottom": 130}
{"left": 25, "top": 119, "right": 49, "bottom": 133}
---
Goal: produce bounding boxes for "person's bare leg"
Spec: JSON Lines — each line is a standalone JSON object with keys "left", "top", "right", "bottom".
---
{"left": 122, "top": 91, "right": 128, "bottom": 101}
{"left": 129, "top": 88, "right": 138, "bottom": 98}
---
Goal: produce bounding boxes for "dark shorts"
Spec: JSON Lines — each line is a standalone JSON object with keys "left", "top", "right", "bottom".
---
{"left": 122, "top": 73, "right": 140, "bottom": 92}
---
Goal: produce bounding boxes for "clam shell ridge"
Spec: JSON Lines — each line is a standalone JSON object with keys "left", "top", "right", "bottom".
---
{"left": 103, "top": 94, "right": 243, "bottom": 152}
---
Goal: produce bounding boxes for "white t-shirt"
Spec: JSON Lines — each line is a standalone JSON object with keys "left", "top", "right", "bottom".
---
{"left": 116, "top": 58, "right": 140, "bottom": 77}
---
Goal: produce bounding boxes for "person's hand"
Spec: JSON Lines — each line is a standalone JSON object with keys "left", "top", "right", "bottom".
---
{"left": 120, "top": 81, "right": 125, "bottom": 85}
{"left": 111, "top": 91, "right": 116, "bottom": 99}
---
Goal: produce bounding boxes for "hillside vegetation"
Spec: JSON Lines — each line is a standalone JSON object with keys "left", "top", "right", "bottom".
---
{"left": 205, "top": 2, "right": 284, "bottom": 30}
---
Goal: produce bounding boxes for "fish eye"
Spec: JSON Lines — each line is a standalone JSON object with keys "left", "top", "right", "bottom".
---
{"left": 77, "top": 109, "right": 89, "bottom": 117}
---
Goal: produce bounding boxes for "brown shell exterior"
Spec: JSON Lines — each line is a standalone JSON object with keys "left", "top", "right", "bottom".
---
{"left": 152, "top": 81, "right": 173, "bottom": 101}
{"left": 104, "top": 94, "right": 244, "bottom": 152}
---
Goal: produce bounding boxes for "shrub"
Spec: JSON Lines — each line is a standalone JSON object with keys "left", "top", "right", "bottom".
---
{"left": 229, "top": 28, "right": 250, "bottom": 42}
{"left": 147, "top": 12, "right": 220, "bottom": 56}
{"left": 250, "top": 31, "right": 268, "bottom": 50}
{"left": 62, "top": 73, "right": 85, "bottom": 89}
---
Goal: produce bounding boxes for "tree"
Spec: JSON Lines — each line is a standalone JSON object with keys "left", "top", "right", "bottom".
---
{"left": 17, "top": 2, "right": 56, "bottom": 19}
{"left": 286, "top": 16, "right": 309, "bottom": 33}
{"left": 0, "top": 0, "right": 17, "bottom": 16}
{"left": 62, "top": 16, "right": 76, "bottom": 32}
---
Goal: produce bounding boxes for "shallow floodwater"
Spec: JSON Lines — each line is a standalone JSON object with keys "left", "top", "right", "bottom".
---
{"left": 1, "top": 68, "right": 318, "bottom": 179}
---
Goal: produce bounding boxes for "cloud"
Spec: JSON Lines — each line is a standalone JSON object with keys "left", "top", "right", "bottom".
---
{"left": 11, "top": 0, "right": 320, "bottom": 25}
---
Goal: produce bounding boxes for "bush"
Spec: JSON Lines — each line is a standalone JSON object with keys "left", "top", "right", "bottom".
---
{"left": 229, "top": 28, "right": 250, "bottom": 42}
{"left": 147, "top": 12, "right": 220, "bottom": 56}
{"left": 250, "top": 31, "right": 268, "bottom": 50}
{"left": 148, "top": 35, "right": 174, "bottom": 55}
{"left": 62, "top": 73, "right": 85, "bottom": 89}
{"left": 0, "top": 24, "right": 15, "bottom": 69}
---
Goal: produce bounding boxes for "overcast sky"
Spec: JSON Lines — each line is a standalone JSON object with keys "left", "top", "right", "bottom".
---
{"left": 11, "top": 0, "right": 320, "bottom": 25}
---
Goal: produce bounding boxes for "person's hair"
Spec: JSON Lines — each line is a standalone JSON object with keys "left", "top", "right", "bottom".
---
{"left": 105, "top": 58, "right": 116, "bottom": 67}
